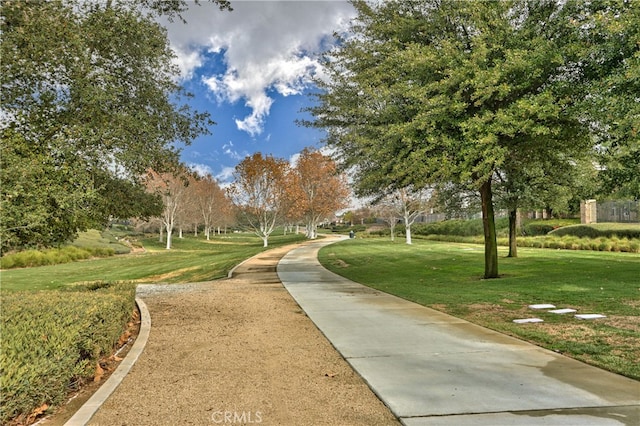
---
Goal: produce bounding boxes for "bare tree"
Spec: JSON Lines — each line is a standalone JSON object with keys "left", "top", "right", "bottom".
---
{"left": 373, "top": 201, "right": 400, "bottom": 242}
{"left": 145, "top": 168, "right": 190, "bottom": 249}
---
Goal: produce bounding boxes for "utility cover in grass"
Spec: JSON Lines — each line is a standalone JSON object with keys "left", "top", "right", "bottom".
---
{"left": 513, "top": 318, "right": 544, "bottom": 324}
{"left": 548, "top": 308, "right": 577, "bottom": 314}
{"left": 528, "top": 304, "right": 556, "bottom": 309}
{"left": 575, "top": 314, "right": 607, "bottom": 320}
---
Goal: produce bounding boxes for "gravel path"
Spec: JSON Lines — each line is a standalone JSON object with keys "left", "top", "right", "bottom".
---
{"left": 87, "top": 242, "right": 399, "bottom": 425}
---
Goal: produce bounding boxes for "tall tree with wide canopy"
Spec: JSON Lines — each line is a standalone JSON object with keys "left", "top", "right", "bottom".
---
{"left": 581, "top": 1, "right": 640, "bottom": 200}
{"left": 305, "top": 0, "right": 631, "bottom": 278}
{"left": 0, "top": 0, "right": 228, "bottom": 251}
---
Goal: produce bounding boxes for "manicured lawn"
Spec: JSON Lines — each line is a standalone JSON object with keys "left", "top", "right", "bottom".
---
{"left": 1, "top": 233, "right": 306, "bottom": 291}
{"left": 318, "top": 238, "right": 640, "bottom": 380}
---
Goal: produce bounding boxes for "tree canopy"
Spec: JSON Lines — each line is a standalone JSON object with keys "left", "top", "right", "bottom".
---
{"left": 305, "top": 0, "right": 638, "bottom": 278}
{"left": 290, "top": 148, "right": 350, "bottom": 239}
{"left": 1, "top": 0, "right": 225, "bottom": 251}
{"left": 228, "top": 153, "right": 290, "bottom": 247}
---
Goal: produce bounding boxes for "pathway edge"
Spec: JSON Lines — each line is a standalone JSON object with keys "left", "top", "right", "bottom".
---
{"left": 64, "top": 297, "right": 151, "bottom": 426}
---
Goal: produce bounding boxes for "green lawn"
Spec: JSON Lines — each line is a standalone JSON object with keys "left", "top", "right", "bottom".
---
{"left": 318, "top": 238, "right": 640, "bottom": 380}
{"left": 1, "top": 233, "right": 306, "bottom": 291}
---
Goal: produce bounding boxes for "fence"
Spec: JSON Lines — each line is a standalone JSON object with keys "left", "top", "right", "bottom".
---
{"left": 596, "top": 200, "right": 639, "bottom": 223}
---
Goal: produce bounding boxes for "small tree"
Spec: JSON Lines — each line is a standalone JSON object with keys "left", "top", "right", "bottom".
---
{"left": 145, "top": 169, "right": 190, "bottom": 250}
{"left": 373, "top": 202, "right": 400, "bottom": 242}
{"left": 291, "top": 148, "right": 351, "bottom": 239}
{"left": 228, "top": 153, "right": 289, "bottom": 247}
{"left": 190, "top": 174, "right": 229, "bottom": 240}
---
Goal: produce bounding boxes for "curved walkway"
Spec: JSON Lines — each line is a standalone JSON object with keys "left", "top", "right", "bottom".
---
{"left": 278, "top": 237, "right": 640, "bottom": 426}
{"left": 79, "top": 239, "right": 398, "bottom": 426}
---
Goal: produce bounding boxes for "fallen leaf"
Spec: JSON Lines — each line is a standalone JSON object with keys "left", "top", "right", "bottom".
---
{"left": 94, "top": 362, "right": 104, "bottom": 382}
{"left": 30, "top": 403, "right": 48, "bottom": 417}
{"left": 118, "top": 331, "right": 132, "bottom": 346}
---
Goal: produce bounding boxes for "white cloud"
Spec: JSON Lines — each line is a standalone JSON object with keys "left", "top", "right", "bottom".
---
{"left": 188, "top": 162, "right": 214, "bottom": 177}
{"left": 288, "top": 152, "right": 301, "bottom": 168}
{"left": 173, "top": 47, "right": 204, "bottom": 81}
{"left": 215, "top": 166, "right": 236, "bottom": 184}
{"left": 222, "top": 140, "right": 246, "bottom": 160}
{"left": 163, "top": 1, "right": 355, "bottom": 136}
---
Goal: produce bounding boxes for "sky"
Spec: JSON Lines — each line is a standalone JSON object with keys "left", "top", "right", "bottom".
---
{"left": 161, "top": 1, "right": 357, "bottom": 184}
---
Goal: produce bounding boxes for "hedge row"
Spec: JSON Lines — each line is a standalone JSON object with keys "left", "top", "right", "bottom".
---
{"left": 550, "top": 224, "right": 640, "bottom": 239}
{"left": 417, "top": 234, "right": 640, "bottom": 253}
{"left": 0, "top": 246, "right": 115, "bottom": 269}
{"left": 409, "top": 218, "right": 507, "bottom": 237}
{"left": 0, "top": 282, "right": 136, "bottom": 424}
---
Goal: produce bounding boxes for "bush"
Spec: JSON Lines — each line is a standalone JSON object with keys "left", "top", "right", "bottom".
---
{"left": 411, "top": 218, "right": 509, "bottom": 237}
{"left": 327, "top": 224, "right": 367, "bottom": 233}
{"left": 550, "top": 224, "right": 640, "bottom": 239}
{"left": 0, "top": 246, "right": 115, "bottom": 269}
{"left": 0, "top": 282, "right": 136, "bottom": 424}
{"left": 522, "top": 222, "right": 555, "bottom": 236}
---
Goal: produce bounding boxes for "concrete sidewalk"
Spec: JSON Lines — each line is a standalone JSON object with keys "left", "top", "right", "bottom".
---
{"left": 278, "top": 237, "right": 640, "bottom": 426}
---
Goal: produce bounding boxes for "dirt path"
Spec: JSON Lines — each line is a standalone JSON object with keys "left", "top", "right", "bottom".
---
{"left": 87, "top": 242, "right": 399, "bottom": 425}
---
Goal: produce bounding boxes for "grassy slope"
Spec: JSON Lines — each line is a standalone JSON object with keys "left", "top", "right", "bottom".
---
{"left": 319, "top": 238, "right": 640, "bottom": 379}
{"left": 1, "top": 233, "right": 306, "bottom": 291}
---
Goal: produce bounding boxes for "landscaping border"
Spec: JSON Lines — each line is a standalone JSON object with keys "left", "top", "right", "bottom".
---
{"left": 64, "top": 298, "right": 151, "bottom": 426}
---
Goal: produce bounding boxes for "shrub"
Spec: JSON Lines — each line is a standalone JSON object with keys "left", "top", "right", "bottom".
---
{"left": 0, "top": 246, "right": 115, "bottom": 269}
{"left": 522, "top": 222, "right": 555, "bottom": 236}
{"left": 550, "top": 224, "right": 640, "bottom": 239}
{"left": 0, "top": 282, "right": 136, "bottom": 424}
{"left": 328, "top": 224, "right": 367, "bottom": 233}
{"left": 411, "top": 218, "right": 503, "bottom": 237}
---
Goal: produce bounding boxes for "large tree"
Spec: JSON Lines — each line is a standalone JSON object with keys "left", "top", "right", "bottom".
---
{"left": 579, "top": 1, "right": 640, "bottom": 199}
{"left": 305, "top": 0, "right": 632, "bottom": 278}
{"left": 0, "top": 0, "right": 227, "bottom": 251}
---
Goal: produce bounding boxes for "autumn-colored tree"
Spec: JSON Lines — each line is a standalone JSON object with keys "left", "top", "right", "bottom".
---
{"left": 145, "top": 168, "right": 190, "bottom": 249}
{"left": 228, "top": 153, "right": 289, "bottom": 247}
{"left": 191, "top": 174, "right": 230, "bottom": 240}
{"left": 290, "top": 148, "right": 350, "bottom": 239}
{"left": 280, "top": 170, "right": 306, "bottom": 235}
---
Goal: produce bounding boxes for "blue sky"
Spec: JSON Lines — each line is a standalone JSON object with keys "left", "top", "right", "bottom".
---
{"left": 162, "top": 1, "right": 356, "bottom": 184}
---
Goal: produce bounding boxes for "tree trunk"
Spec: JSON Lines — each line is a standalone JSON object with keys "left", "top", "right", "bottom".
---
{"left": 159, "top": 225, "right": 163, "bottom": 243}
{"left": 405, "top": 224, "right": 412, "bottom": 245}
{"left": 262, "top": 236, "right": 268, "bottom": 247}
{"left": 166, "top": 226, "right": 172, "bottom": 250}
{"left": 480, "top": 179, "right": 499, "bottom": 278}
{"left": 508, "top": 208, "right": 518, "bottom": 258}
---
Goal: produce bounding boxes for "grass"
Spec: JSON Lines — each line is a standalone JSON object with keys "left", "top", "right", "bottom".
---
{"left": 1, "top": 232, "right": 306, "bottom": 291}
{"left": 318, "top": 238, "right": 640, "bottom": 380}
{"left": 0, "top": 230, "right": 306, "bottom": 424}
{"left": 73, "top": 229, "right": 132, "bottom": 254}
